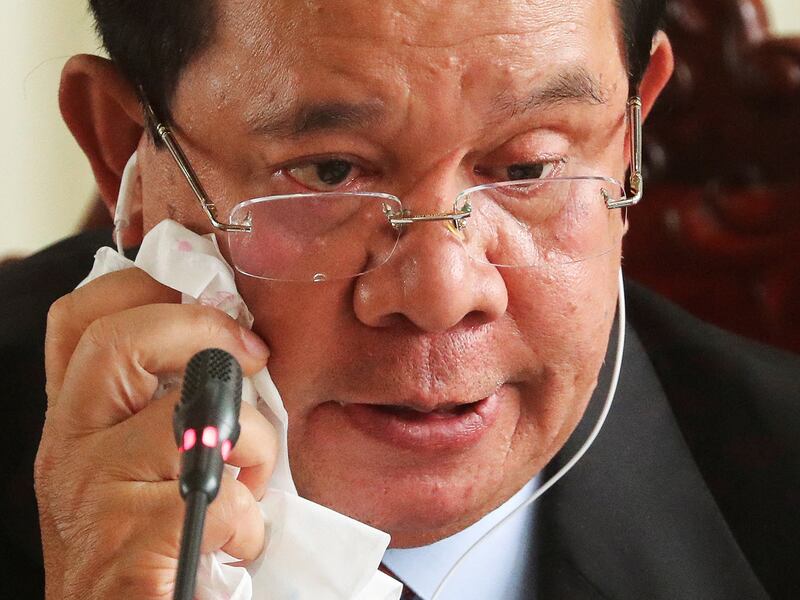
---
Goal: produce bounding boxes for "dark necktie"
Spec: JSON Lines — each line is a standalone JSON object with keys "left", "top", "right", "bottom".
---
{"left": 400, "top": 585, "right": 423, "bottom": 600}
{"left": 380, "top": 563, "right": 424, "bottom": 600}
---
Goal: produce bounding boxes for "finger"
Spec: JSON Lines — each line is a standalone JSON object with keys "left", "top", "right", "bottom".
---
{"left": 207, "top": 472, "right": 267, "bottom": 560}
{"left": 132, "top": 473, "right": 266, "bottom": 562}
{"left": 109, "top": 474, "right": 265, "bottom": 597}
{"left": 55, "top": 303, "right": 269, "bottom": 433}
{"left": 234, "top": 405, "right": 280, "bottom": 501}
{"left": 45, "top": 269, "right": 180, "bottom": 402}
{"left": 106, "top": 393, "right": 278, "bottom": 501}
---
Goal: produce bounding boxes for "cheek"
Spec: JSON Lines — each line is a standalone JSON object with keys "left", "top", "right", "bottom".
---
{"left": 502, "top": 255, "right": 619, "bottom": 456}
{"left": 235, "top": 275, "right": 355, "bottom": 404}
{"left": 139, "top": 150, "right": 212, "bottom": 235}
{"left": 504, "top": 254, "right": 619, "bottom": 380}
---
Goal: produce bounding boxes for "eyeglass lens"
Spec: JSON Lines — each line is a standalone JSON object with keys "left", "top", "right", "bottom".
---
{"left": 227, "top": 178, "right": 626, "bottom": 282}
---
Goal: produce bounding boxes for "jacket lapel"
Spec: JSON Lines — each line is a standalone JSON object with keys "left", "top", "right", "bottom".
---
{"left": 535, "top": 323, "right": 768, "bottom": 599}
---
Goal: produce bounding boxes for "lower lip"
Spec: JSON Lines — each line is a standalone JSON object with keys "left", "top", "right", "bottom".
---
{"left": 341, "top": 391, "right": 502, "bottom": 451}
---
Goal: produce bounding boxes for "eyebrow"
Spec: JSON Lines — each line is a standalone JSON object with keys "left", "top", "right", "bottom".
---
{"left": 247, "top": 99, "right": 386, "bottom": 137}
{"left": 247, "top": 66, "right": 607, "bottom": 137}
{"left": 493, "top": 66, "right": 609, "bottom": 117}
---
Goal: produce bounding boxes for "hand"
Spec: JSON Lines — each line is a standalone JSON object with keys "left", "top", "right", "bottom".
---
{"left": 34, "top": 268, "right": 277, "bottom": 599}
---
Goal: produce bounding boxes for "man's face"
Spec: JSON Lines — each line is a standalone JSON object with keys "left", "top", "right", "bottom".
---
{"left": 137, "top": 0, "right": 629, "bottom": 546}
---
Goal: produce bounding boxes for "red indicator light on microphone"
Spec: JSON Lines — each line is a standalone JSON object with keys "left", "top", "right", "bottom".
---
{"left": 182, "top": 428, "right": 197, "bottom": 452}
{"left": 221, "top": 439, "right": 232, "bottom": 461}
{"left": 201, "top": 426, "right": 219, "bottom": 448}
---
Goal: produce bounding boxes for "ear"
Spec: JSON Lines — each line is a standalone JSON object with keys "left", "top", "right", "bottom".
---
{"left": 59, "top": 54, "right": 145, "bottom": 245}
{"left": 638, "top": 31, "right": 674, "bottom": 121}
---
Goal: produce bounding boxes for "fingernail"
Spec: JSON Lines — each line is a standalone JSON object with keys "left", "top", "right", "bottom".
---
{"left": 240, "top": 328, "right": 270, "bottom": 360}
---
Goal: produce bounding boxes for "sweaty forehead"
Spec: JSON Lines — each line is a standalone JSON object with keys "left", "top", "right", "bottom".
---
{"left": 174, "top": 0, "right": 624, "bottom": 134}
{"left": 281, "top": 0, "right": 581, "bottom": 44}
{"left": 211, "top": 0, "right": 615, "bottom": 61}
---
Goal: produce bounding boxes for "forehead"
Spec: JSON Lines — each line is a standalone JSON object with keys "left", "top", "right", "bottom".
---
{"left": 174, "top": 0, "right": 625, "bottom": 134}
{"left": 212, "top": 0, "right": 615, "bottom": 47}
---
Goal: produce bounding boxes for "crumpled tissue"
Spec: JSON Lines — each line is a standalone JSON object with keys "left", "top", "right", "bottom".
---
{"left": 78, "top": 219, "right": 402, "bottom": 600}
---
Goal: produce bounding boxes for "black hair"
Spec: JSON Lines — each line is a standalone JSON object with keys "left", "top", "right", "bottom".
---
{"left": 88, "top": 0, "right": 215, "bottom": 125}
{"left": 617, "top": 0, "right": 668, "bottom": 90}
{"left": 89, "top": 0, "right": 666, "bottom": 125}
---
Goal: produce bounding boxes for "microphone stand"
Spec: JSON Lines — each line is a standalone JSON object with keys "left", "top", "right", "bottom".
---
{"left": 174, "top": 491, "right": 210, "bottom": 600}
{"left": 171, "top": 348, "right": 243, "bottom": 600}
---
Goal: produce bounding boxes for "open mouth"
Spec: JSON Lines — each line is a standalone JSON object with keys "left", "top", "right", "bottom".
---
{"left": 339, "top": 392, "right": 502, "bottom": 450}
{"left": 373, "top": 400, "right": 482, "bottom": 419}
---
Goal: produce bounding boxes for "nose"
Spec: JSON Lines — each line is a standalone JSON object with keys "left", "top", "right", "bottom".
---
{"left": 354, "top": 178, "right": 508, "bottom": 333}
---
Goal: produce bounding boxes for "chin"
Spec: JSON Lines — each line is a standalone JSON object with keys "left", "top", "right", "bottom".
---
{"left": 294, "top": 461, "right": 511, "bottom": 547}
{"left": 286, "top": 391, "right": 546, "bottom": 547}
{"left": 281, "top": 354, "right": 604, "bottom": 547}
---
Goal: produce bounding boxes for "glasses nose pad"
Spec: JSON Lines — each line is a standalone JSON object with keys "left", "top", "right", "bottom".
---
{"left": 453, "top": 198, "right": 498, "bottom": 264}
{"left": 445, "top": 219, "right": 466, "bottom": 239}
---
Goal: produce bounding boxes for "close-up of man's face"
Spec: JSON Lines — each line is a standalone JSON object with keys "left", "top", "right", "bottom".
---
{"left": 118, "top": 0, "right": 668, "bottom": 547}
{"left": 15, "top": 0, "right": 800, "bottom": 596}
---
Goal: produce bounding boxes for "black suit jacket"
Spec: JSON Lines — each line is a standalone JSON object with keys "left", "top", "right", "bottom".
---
{"left": 1, "top": 230, "right": 798, "bottom": 599}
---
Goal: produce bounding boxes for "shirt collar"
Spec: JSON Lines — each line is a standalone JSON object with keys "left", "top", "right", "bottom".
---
{"left": 382, "top": 474, "right": 541, "bottom": 600}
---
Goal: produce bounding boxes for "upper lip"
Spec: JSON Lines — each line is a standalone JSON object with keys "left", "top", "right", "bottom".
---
{"left": 375, "top": 401, "right": 474, "bottom": 413}
{"left": 321, "top": 330, "right": 536, "bottom": 413}
{"left": 338, "top": 381, "right": 506, "bottom": 413}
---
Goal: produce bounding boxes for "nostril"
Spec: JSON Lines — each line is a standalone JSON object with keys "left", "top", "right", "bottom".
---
{"left": 367, "top": 311, "right": 415, "bottom": 330}
{"left": 461, "top": 309, "right": 496, "bottom": 329}
{"left": 353, "top": 227, "right": 508, "bottom": 332}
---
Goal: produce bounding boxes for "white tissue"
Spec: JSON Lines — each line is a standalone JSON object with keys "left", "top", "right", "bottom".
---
{"left": 78, "top": 220, "right": 402, "bottom": 600}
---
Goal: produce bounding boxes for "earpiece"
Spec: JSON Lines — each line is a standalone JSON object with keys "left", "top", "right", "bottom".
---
{"left": 114, "top": 152, "right": 139, "bottom": 254}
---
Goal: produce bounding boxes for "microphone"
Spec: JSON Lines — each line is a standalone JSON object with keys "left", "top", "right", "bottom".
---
{"left": 172, "top": 348, "right": 243, "bottom": 600}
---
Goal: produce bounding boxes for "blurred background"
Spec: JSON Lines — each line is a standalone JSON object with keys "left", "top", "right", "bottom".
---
{"left": 1, "top": 0, "right": 799, "bottom": 351}
{"left": 2, "top": 2, "right": 99, "bottom": 257}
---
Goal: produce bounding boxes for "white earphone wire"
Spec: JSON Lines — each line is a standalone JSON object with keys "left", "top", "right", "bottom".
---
{"left": 113, "top": 152, "right": 139, "bottom": 254}
{"left": 430, "top": 269, "right": 627, "bottom": 600}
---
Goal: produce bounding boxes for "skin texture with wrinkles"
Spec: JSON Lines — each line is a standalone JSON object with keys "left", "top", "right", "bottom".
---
{"left": 125, "top": 0, "right": 632, "bottom": 547}
{"left": 52, "top": 0, "right": 670, "bottom": 556}
{"left": 33, "top": 1, "right": 674, "bottom": 594}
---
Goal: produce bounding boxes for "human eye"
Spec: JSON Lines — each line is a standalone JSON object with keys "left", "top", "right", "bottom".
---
{"left": 284, "top": 157, "right": 361, "bottom": 191}
{"left": 475, "top": 159, "right": 563, "bottom": 183}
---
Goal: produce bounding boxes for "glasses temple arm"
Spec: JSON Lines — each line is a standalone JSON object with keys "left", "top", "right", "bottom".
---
{"left": 606, "top": 96, "right": 643, "bottom": 209}
{"left": 143, "top": 101, "right": 252, "bottom": 233}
